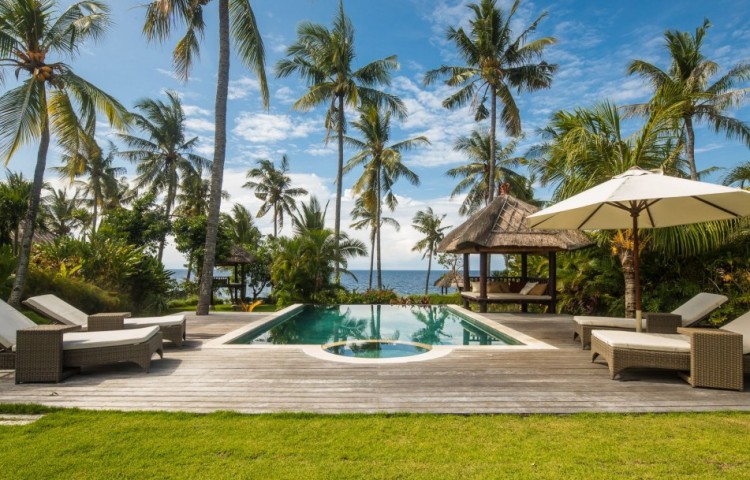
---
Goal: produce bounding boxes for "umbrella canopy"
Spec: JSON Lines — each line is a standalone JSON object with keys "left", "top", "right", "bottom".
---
{"left": 527, "top": 167, "right": 750, "bottom": 330}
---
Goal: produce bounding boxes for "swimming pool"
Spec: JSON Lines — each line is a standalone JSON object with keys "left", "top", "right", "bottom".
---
{"left": 228, "top": 304, "right": 522, "bottom": 358}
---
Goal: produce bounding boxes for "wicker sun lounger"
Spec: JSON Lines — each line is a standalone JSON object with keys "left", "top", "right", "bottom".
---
{"left": 24, "top": 294, "right": 186, "bottom": 347}
{"left": 0, "top": 299, "right": 164, "bottom": 383}
{"left": 573, "top": 292, "right": 727, "bottom": 348}
{"left": 590, "top": 310, "right": 750, "bottom": 391}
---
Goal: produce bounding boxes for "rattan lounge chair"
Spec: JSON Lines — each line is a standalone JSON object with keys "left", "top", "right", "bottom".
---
{"left": 573, "top": 292, "right": 727, "bottom": 348}
{"left": 0, "top": 300, "right": 163, "bottom": 383}
{"left": 590, "top": 311, "right": 750, "bottom": 391}
{"left": 24, "top": 294, "right": 186, "bottom": 347}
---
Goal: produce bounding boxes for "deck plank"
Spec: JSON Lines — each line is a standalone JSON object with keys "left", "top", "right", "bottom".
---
{"left": 1, "top": 310, "right": 748, "bottom": 413}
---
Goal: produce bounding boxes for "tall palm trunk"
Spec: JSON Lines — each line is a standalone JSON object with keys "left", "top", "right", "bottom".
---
{"left": 273, "top": 204, "right": 278, "bottom": 237}
{"left": 488, "top": 87, "right": 497, "bottom": 201}
{"left": 157, "top": 179, "right": 177, "bottom": 264}
{"left": 424, "top": 247, "right": 432, "bottom": 295}
{"left": 91, "top": 188, "right": 99, "bottom": 238}
{"left": 197, "top": 0, "right": 230, "bottom": 316}
{"left": 368, "top": 231, "right": 374, "bottom": 289}
{"left": 376, "top": 166, "right": 382, "bottom": 290}
{"left": 8, "top": 108, "right": 50, "bottom": 308}
{"left": 334, "top": 94, "right": 344, "bottom": 283}
{"left": 618, "top": 247, "right": 636, "bottom": 318}
{"left": 684, "top": 115, "right": 698, "bottom": 180}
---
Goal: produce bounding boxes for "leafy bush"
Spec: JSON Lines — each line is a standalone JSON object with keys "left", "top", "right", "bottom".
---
{"left": 23, "top": 267, "right": 125, "bottom": 313}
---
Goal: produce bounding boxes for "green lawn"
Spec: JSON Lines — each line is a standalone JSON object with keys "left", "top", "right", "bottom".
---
{"left": 2, "top": 406, "right": 750, "bottom": 479}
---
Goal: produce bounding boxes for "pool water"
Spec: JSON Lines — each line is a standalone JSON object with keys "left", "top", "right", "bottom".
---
{"left": 230, "top": 305, "right": 521, "bottom": 350}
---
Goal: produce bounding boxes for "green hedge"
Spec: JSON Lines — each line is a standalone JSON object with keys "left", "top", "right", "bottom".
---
{"left": 22, "top": 267, "right": 126, "bottom": 314}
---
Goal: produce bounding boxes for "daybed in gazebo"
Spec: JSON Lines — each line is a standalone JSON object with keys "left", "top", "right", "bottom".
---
{"left": 437, "top": 190, "right": 592, "bottom": 313}
{"left": 214, "top": 245, "right": 255, "bottom": 304}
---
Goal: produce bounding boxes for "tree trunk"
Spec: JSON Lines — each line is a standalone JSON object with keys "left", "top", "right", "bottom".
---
{"left": 488, "top": 87, "right": 497, "bottom": 202}
{"left": 619, "top": 245, "right": 636, "bottom": 318}
{"left": 684, "top": 115, "right": 698, "bottom": 180}
{"left": 157, "top": 179, "right": 176, "bottom": 265}
{"left": 376, "top": 165, "right": 382, "bottom": 290}
{"left": 8, "top": 105, "right": 50, "bottom": 308}
{"left": 186, "top": 255, "right": 193, "bottom": 282}
{"left": 91, "top": 195, "right": 98, "bottom": 238}
{"left": 334, "top": 94, "right": 345, "bottom": 283}
{"left": 13, "top": 228, "right": 18, "bottom": 256}
{"left": 424, "top": 248, "right": 432, "bottom": 295}
{"left": 368, "top": 231, "right": 374, "bottom": 289}
{"left": 273, "top": 204, "right": 278, "bottom": 237}
{"left": 196, "top": 0, "right": 230, "bottom": 316}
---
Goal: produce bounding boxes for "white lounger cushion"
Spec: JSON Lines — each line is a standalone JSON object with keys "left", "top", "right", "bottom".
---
{"left": 592, "top": 330, "right": 691, "bottom": 353}
{"left": 575, "top": 292, "right": 728, "bottom": 329}
{"left": 26, "top": 294, "right": 185, "bottom": 328}
{"left": 125, "top": 316, "right": 185, "bottom": 328}
{"left": 462, "top": 291, "right": 551, "bottom": 301}
{"left": 62, "top": 326, "right": 159, "bottom": 351}
{"left": 720, "top": 311, "right": 750, "bottom": 354}
{"left": 0, "top": 299, "right": 37, "bottom": 349}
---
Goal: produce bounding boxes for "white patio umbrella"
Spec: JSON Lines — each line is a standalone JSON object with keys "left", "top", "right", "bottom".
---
{"left": 526, "top": 166, "right": 750, "bottom": 331}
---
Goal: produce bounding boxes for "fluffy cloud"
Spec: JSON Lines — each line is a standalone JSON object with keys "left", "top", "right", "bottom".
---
{"left": 232, "top": 112, "right": 320, "bottom": 143}
{"left": 228, "top": 77, "right": 260, "bottom": 100}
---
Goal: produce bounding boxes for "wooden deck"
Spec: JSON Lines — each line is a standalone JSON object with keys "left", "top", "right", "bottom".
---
{"left": 1, "top": 311, "right": 749, "bottom": 414}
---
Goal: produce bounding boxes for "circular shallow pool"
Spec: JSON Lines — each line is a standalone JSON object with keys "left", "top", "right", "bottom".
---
{"left": 321, "top": 340, "right": 432, "bottom": 359}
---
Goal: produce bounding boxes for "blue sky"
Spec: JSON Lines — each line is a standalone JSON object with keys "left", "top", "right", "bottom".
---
{"left": 7, "top": 0, "right": 750, "bottom": 270}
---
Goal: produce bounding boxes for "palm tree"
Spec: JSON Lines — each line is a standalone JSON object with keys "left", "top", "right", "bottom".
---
{"left": 412, "top": 208, "right": 451, "bottom": 295}
{"left": 350, "top": 197, "right": 399, "bottom": 289}
{"left": 530, "top": 102, "right": 735, "bottom": 316}
{"left": 243, "top": 155, "right": 308, "bottom": 237}
{"left": 627, "top": 19, "right": 750, "bottom": 180}
{"left": 424, "top": 0, "right": 556, "bottom": 203}
{"left": 43, "top": 186, "right": 83, "bottom": 237}
{"left": 0, "top": 171, "right": 32, "bottom": 254}
{"left": 276, "top": 0, "right": 405, "bottom": 280}
{"left": 221, "top": 203, "right": 260, "bottom": 246}
{"left": 143, "top": 0, "right": 269, "bottom": 315}
{"left": 55, "top": 139, "right": 124, "bottom": 238}
{"left": 723, "top": 161, "right": 750, "bottom": 189}
{"left": 118, "top": 90, "right": 209, "bottom": 263}
{"left": 344, "top": 103, "right": 427, "bottom": 289}
{"left": 0, "top": 0, "right": 129, "bottom": 307}
{"left": 447, "top": 128, "right": 533, "bottom": 215}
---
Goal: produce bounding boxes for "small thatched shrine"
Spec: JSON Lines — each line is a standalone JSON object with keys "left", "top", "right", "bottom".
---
{"left": 214, "top": 245, "right": 255, "bottom": 303}
{"left": 438, "top": 190, "right": 592, "bottom": 313}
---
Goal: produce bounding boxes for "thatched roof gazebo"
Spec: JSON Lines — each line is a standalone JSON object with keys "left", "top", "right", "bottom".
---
{"left": 438, "top": 191, "right": 593, "bottom": 312}
{"left": 214, "top": 245, "right": 255, "bottom": 303}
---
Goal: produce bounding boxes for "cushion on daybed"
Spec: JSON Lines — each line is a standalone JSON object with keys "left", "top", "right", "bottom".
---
{"left": 125, "top": 315, "right": 185, "bottom": 328}
{"left": 487, "top": 282, "right": 510, "bottom": 293}
{"left": 720, "top": 311, "right": 750, "bottom": 354}
{"left": 592, "top": 330, "right": 690, "bottom": 353}
{"left": 0, "top": 299, "right": 37, "bottom": 349}
{"left": 672, "top": 292, "right": 728, "bottom": 325}
{"left": 470, "top": 281, "right": 480, "bottom": 292}
{"left": 528, "top": 283, "right": 548, "bottom": 295}
{"left": 519, "top": 282, "right": 538, "bottom": 295}
{"left": 62, "top": 326, "right": 159, "bottom": 351}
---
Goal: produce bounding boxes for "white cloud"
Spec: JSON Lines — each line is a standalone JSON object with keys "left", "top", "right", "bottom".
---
{"left": 228, "top": 77, "right": 260, "bottom": 100}
{"left": 274, "top": 86, "right": 297, "bottom": 105}
{"left": 232, "top": 112, "right": 319, "bottom": 143}
{"left": 182, "top": 105, "right": 211, "bottom": 117}
{"left": 185, "top": 118, "right": 215, "bottom": 133}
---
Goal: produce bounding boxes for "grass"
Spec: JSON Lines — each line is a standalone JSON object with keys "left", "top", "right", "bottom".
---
{"left": 1, "top": 407, "right": 750, "bottom": 479}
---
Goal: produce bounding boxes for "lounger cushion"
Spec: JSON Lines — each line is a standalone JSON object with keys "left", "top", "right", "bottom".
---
{"left": 0, "top": 299, "right": 37, "bottom": 349}
{"left": 592, "top": 330, "right": 690, "bottom": 353}
{"left": 25, "top": 294, "right": 89, "bottom": 326}
{"left": 125, "top": 315, "right": 185, "bottom": 328}
{"left": 575, "top": 316, "right": 640, "bottom": 329}
{"left": 672, "top": 293, "right": 728, "bottom": 325}
{"left": 470, "top": 281, "right": 480, "bottom": 292}
{"left": 62, "top": 326, "right": 159, "bottom": 351}
{"left": 519, "top": 282, "right": 538, "bottom": 295}
{"left": 720, "top": 311, "right": 750, "bottom": 354}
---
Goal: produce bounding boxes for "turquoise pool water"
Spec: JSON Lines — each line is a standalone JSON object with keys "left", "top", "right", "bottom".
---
{"left": 230, "top": 305, "right": 522, "bottom": 350}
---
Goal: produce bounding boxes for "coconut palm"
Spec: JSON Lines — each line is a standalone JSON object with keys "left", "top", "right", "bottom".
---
{"left": 412, "top": 208, "right": 451, "bottom": 295}
{"left": 221, "top": 203, "right": 260, "bottom": 246}
{"left": 350, "top": 197, "right": 399, "bottom": 289}
{"left": 143, "top": 0, "right": 269, "bottom": 315}
{"left": 276, "top": 0, "right": 405, "bottom": 280}
{"left": 43, "top": 186, "right": 83, "bottom": 237}
{"left": 0, "top": 0, "right": 129, "bottom": 307}
{"left": 424, "top": 0, "right": 556, "bottom": 203}
{"left": 344, "top": 103, "right": 427, "bottom": 289}
{"left": 627, "top": 19, "right": 750, "bottom": 180}
{"left": 723, "top": 161, "right": 750, "bottom": 189}
{"left": 118, "top": 90, "right": 209, "bottom": 263}
{"left": 447, "top": 128, "right": 533, "bottom": 215}
{"left": 243, "top": 155, "right": 308, "bottom": 237}
{"left": 530, "top": 102, "right": 735, "bottom": 316}
{"left": 0, "top": 171, "right": 32, "bottom": 254}
{"left": 55, "top": 139, "right": 124, "bottom": 238}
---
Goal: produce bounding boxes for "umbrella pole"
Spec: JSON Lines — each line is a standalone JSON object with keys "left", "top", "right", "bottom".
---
{"left": 632, "top": 211, "right": 642, "bottom": 332}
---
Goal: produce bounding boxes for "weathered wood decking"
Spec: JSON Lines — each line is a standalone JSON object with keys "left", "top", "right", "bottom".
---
{"left": 1, "top": 311, "right": 749, "bottom": 414}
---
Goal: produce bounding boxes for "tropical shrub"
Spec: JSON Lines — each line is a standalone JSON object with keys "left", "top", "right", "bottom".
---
{"left": 23, "top": 267, "right": 124, "bottom": 313}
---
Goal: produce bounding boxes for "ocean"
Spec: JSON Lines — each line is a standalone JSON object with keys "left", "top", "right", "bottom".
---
{"left": 169, "top": 269, "right": 464, "bottom": 296}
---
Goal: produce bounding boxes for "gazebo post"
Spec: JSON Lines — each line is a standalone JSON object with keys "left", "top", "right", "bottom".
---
{"left": 548, "top": 251, "right": 557, "bottom": 313}
{"left": 241, "top": 264, "right": 247, "bottom": 301}
{"left": 520, "top": 253, "right": 528, "bottom": 313}
{"left": 462, "top": 254, "right": 470, "bottom": 309}
{"left": 479, "top": 252, "right": 488, "bottom": 313}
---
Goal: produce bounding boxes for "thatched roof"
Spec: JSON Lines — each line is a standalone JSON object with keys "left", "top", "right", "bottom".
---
{"left": 438, "top": 194, "right": 594, "bottom": 254}
{"left": 434, "top": 271, "right": 462, "bottom": 288}
{"left": 216, "top": 244, "right": 255, "bottom": 266}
